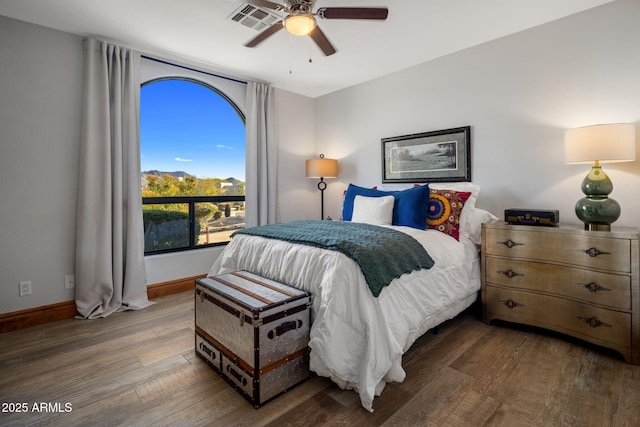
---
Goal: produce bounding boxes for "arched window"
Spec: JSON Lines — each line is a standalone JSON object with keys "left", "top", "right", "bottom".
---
{"left": 140, "top": 78, "right": 246, "bottom": 254}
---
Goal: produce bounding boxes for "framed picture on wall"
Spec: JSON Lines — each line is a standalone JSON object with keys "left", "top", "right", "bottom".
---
{"left": 382, "top": 126, "right": 471, "bottom": 183}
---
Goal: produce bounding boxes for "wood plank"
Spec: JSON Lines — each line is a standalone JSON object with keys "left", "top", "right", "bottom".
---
{"left": 536, "top": 350, "right": 624, "bottom": 426}
{"left": 613, "top": 363, "right": 640, "bottom": 425}
{"left": 136, "top": 328, "right": 194, "bottom": 366}
{"left": 262, "top": 389, "right": 347, "bottom": 427}
{"left": 441, "top": 389, "right": 501, "bottom": 426}
{"left": 382, "top": 366, "right": 472, "bottom": 425}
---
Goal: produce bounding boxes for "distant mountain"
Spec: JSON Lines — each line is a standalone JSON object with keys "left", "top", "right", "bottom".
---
{"left": 142, "top": 170, "right": 193, "bottom": 179}
{"left": 141, "top": 171, "right": 243, "bottom": 184}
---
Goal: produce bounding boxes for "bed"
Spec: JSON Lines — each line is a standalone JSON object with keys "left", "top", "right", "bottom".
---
{"left": 207, "top": 182, "right": 497, "bottom": 412}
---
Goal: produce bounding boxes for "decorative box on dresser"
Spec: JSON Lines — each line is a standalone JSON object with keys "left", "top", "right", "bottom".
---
{"left": 481, "top": 221, "right": 639, "bottom": 365}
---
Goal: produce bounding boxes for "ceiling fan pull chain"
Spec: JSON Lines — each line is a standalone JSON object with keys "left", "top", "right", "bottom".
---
{"left": 289, "top": 33, "right": 293, "bottom": 74}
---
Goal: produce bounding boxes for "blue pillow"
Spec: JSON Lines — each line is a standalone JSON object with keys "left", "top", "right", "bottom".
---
{"left": 393, "top": 184, "right": 431, "bottom": 229}
{"left": 342, "top": 184, "right": 430, "bottom": 229}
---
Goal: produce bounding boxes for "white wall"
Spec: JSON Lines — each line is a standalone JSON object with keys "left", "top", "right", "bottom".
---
{"left": 274, "top": 89, "right": 317, "bottom": 222}
{"left": 314, "top": 0, "right": 640, "bottom": 229}
{"left": 0, "top": 15, "right": 83, "bottom": 314}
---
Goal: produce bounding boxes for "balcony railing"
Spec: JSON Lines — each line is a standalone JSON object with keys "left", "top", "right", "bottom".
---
{"left": 142, "top": 195, "right": 245, "bottom": 255}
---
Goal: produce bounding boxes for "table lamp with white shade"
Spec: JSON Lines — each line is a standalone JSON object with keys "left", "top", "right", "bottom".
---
{"left": 564, "top": 123, "right": 636, "bottom": 231}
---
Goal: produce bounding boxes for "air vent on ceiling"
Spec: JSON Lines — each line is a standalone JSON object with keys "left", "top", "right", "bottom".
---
{"left": 228, "top": 3, "right": 282, "bottom": 31}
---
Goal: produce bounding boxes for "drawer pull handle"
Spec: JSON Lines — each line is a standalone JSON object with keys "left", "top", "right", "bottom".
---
{"left": 499, "top": 299, "right": 524, "bottom": 309}
{"left": 577, "top": 282, "right": 611, "bottom": 293}
{"left": 498, "top": 269, "right": 523, "bottom": 279}
{"left": 583, "top": 247, "right": 611, "bottom": 258}
{"left": 577, "top": 316, "right": 611, "bottom": 328}
{"left": 498, "top": 239, "right": 523, "bottom": 249}
{"left": 268, "top": 319, "right": 303, "bottom": 339}
{"left": 199, "top": 342, "right": 216, "bottom": 359}
{"left": 226, "top": 365, "right": 248, "bottom": 386}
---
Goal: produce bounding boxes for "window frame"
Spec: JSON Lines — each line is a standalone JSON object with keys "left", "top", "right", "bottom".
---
{"left": 142, "top": 195, "right": 245, "bottom": 255}
{"left": 140, "top": 76, "right": 246, "bottom": 256}
{"left": 141, "top": 76, "right": 246, "bottom": 122}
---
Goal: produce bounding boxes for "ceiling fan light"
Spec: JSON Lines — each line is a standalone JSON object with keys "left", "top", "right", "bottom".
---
{"left": 284, "top": 14, "right": 316, "bottom": 36}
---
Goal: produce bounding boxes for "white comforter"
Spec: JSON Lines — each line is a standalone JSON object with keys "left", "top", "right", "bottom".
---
{"left": 208, "top": 225, "right": 481, "bottom": 412}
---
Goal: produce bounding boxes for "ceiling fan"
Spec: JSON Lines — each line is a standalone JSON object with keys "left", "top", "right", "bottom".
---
{"left": 244, "top": 0, "right": 388, "bottom": 56}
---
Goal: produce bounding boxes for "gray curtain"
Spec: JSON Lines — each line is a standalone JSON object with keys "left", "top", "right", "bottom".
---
{"left": 245, "top": 81, "right": 279, "bottom": 226}
{"left": 75, "top": 38, "right": 152, "bottom": 319}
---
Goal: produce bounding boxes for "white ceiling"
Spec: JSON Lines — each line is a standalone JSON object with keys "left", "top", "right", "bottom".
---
{"left": 0, "top": 0, "right": 614, "bottom": 98}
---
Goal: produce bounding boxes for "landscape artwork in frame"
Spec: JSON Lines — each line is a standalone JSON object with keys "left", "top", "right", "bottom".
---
{"left": 382, "top": 126, "right": 471, "bottom": 183}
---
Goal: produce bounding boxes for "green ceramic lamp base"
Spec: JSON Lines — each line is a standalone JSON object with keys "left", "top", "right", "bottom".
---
{"left": 574, "top": 164, "right": 620, "bottom": 231}
{"left": 575, "top": 197, "right": 620, "bottom": 231}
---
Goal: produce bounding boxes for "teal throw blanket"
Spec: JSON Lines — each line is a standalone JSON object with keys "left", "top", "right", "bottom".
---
{"left": 232, "top": 220, "right": 434, "bottom": 297}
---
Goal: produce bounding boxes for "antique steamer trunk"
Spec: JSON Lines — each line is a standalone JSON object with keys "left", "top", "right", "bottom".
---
{"left": 195, "top": 271, "right": 311, "bottom": 407}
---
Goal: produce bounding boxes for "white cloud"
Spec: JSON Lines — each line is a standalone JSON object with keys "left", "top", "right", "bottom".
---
{"left": 217, "top": 144, "right": 232, "bottom": 150}
{"left": 175, "top": 157, "right": 193, "bottom": 162}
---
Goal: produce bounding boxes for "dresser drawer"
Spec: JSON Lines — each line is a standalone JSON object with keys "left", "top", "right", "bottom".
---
{"left": 485, "top": 286, "right": 631, "bottom": 348}
{"left": 485, "top": 257, "right": 631, "bottom": 310}
{"left": 484, "top": 228, "right": 631, "bottom": 273}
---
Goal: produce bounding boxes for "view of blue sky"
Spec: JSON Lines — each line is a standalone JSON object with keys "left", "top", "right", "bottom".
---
{"left": 140, "top": 79, "right": 245, "bottom": 180}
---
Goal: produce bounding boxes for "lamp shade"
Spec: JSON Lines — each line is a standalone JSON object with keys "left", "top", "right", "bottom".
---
{"left": 564, "top": 123, "right": 636, "bottom": 164}
{"left": 306, "top": 156, "right": 338, "bottom": 178}
{"left": 284, "top": 14, "right": 316, "bottom": 36}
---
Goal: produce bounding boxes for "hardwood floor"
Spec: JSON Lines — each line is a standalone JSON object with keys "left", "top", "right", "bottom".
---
{"left": 1, "top": 291, "right": 639, "bottom": 426}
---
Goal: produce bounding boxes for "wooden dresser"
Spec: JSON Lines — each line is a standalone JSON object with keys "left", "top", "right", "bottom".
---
{"left": 481, "top": 222, "right": 639, "bottom": 364}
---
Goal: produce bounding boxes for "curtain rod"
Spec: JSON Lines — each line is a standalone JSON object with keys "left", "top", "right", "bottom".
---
{"left": 141, "top": 55, "right": 248, "bottom": 85}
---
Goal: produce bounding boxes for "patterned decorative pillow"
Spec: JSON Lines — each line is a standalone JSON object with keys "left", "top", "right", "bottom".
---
{"left": 427, "top": 189, "right": 472, "bottom": 240}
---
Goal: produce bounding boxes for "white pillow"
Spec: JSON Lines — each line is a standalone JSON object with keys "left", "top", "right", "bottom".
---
{"left": 466, "top": 208, "right": 499, "bottom": 244}
{"left": 351, "top": 195, "right": 395, "bottom": 225}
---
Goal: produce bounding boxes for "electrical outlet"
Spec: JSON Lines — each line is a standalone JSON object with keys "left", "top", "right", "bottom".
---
{"left": 19, "top": 281, "right": 32, "bottom": 296}
{"left": 65, "top": 274, "right": 75, "bottom": 289}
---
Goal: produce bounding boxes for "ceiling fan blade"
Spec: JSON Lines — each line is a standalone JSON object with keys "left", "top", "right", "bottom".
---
{"left": 244, "top": 21, "right": 284, "bottom": 48}
{"left": 309, "top": 26, "right": 336, "bottom": 56}
{"left": 245, "top": 0, "right": 283, "bottom": 11}
{"left": 318, "top": 7, "right": 388, "bottom": 20}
